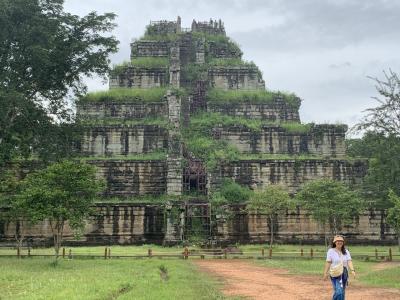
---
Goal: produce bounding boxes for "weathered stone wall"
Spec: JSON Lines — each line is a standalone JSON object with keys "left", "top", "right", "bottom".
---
{"left": 81, "top": 125, "right": 168, "bottom": 156}
{"left": 131, "top": 40, "right": 170, "bottom": 58}
{"left": 210, "top": 159, "right": 367, "bottom": 194}
{"left": 0, "top": 204, "right": 165, "bottom": 246}
{"left": 215, "top": 124, "right": 346, "bottom": 157}
{"left": 0, "top": 204, "right": 395, "bottom": 246}
{"left": 109, "top": 67, "right": 168, "bottom": 89}
{"left": 77, "top": 102, "right": 167, "bottom": 120}
{"left": 89, "top": 160, "right": 167, "bottom": 196}
{"left": 207, "top": 100, "right": 300, "bottom": 122}
{"left": 208, "top": 67, "right": 265, "bottom": 90}
{"left": 217, "top": 207, "right": 395, "bottom": 245}
{"left": 191, "top": 19, "right": 225, "bottom": 35}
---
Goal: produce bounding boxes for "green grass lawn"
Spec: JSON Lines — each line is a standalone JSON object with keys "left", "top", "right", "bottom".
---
{"left": 0, "top": 258, "right": 232, "bottom": 300}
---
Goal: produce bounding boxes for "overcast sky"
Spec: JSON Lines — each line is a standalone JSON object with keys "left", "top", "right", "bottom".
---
{"left": 64, "top": 0, "right": 400, "bottom": 134}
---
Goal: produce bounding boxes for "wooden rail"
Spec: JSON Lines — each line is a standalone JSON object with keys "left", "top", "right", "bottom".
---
{"left": 0, "top": 247, "right": 398, "bottom": 261}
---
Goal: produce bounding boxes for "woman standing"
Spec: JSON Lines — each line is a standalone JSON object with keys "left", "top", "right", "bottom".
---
{"left": 323, "top": 235, "right": 356, "bottom": 300}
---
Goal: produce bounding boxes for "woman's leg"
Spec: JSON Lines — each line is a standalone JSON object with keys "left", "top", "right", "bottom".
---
{"left": 330, "top": 276, "right": 345, "bottom": 300}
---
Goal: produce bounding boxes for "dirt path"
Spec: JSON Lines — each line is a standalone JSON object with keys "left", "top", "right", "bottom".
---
{"left": 194, "top": 260, "right": 400, "bottom": 300}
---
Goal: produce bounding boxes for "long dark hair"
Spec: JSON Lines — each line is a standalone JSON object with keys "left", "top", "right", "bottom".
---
{"left": 331, "top": 242, "right": 347, "bottom": 255}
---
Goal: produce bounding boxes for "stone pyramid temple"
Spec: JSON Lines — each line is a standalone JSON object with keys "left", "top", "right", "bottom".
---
{"left": 5, "top": 18, "right": 388, "bottom": 246}
{"left": 78, "top": 17, "right": 366, "bottom": 199}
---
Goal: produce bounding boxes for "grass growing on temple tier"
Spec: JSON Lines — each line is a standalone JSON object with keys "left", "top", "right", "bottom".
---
{"left": 0, "top": 258, "right": 232, "bottom": 300}
{"left": 78, "top": 87, "right": 168, "bottom": 103}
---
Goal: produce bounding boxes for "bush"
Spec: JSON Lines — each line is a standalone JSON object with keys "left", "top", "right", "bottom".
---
{"left": 219, "top": 179, "right": 251, "bottom": 203}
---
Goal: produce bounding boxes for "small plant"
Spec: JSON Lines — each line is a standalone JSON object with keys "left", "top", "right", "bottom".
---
{"left": 158, "top": 265, "right": 169, "bottom": 281}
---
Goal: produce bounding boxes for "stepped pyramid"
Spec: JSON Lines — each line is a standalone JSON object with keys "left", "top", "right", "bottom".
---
{"left": 77, "top": 17, "right": 367, "bottom": 199}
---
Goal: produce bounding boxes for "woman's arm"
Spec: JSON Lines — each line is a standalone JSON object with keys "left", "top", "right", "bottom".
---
{"left": 323, "top": 261, "right": 331, "bottom": 280}
{"left": 347, "top": 260, "right": 356, "bottom": 278}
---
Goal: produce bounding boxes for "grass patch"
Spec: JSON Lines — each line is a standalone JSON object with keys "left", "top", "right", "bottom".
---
{"left": 0, "top": 258, "right": 230, "bottom": 300}
{"left": 79, "top": 117, "right": 168, "bottom": 127}
{"left": 95, "top": 194, "right": 182, "bottom": 204}
{"left": 189, "top": 112, "right": 263, "bottom": 133}
{"left": 238, "top": 154, "right": 324, "bottom": 160}
{"left": 281, "top": 122, "right": 312, "bottom": 133}
{"left": 80, "top": 152, "right": 167, "bottom": 161}
{"left": 131, "top": 57, "right": 169, "bottom": 68}
{"left": 110, "top": 57, "right": 169, "bottom": 76}
{"left": 207, "top": 88, "right": 301, "bottom": 108}
{"left": 78, "top": 88, "right": 167, "bottom": 103}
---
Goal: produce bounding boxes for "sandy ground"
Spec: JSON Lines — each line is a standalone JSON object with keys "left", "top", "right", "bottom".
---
{"left": 194, "top": 260, "right": 400, "bottom": 300}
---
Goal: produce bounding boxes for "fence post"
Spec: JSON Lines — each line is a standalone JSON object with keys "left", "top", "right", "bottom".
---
{"left": 224, "top": 248, "right": 227, "bottom": 259}
{"left": 261, "top": 248, "right": 265, "bottom": 258}
{"left": 104, "top": 247, "right": 107, "bottom": 259}
{"left": 62, "top": 247, "right": 65, "bottom": 259}
{"left": 389, "top": 248, "right": 392, "bottom": 261}
{"left": 148, "top": 248, "right": 152, "bottom": 258}
{"left": 108, "top": 248, "right": 111, "bottom": 259}
{"left": 269, "top": 248, "right": 272, "bottom": 259}
{"left": 68, "top": 249, "right": 72, "bottom": 259}
{"left": 310, "top": 248, "right": 314, "bottom": 258}
{"left": 28, "top": 248, "right": 31, "bottom": 257}
{"left": 300, "top": 248, "right": 303, "bottom": 257}
{"left": 375, "top": 248, "right": 378, "bottom": 260}
{"left": 201, "top": 254, "right": 205, "bottom": 259}
{"left": 184, "top": 247, "right": 189, "bottom": 260}
{"left": 17, "top": 247, "right": 20, "bottom": 258}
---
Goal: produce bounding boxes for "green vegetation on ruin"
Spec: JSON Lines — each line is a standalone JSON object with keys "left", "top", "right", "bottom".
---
{"left": 0, "top": 258, "right": 230, "bottom": 300}
{"left": 78, "top": 88, "right": 168, "bottom": 103}
{"left": 110, "top": 57, "right": 169, "bottom": 77}
{"left": 79, "top": 116, "right": 168, "bottom": 127}
{"left": 130, "top": 57, "right": 169, "bottom": 68}
{"left": 206, "top": 88, "right": 301, "bottom": 108}
{"left": 192, "top": 32, "right": 242, "bottom": 58}
{"left": 182, "top": 112, "right": 333, "bottom": 169}
{"left": 188, "top": 112, "right": 312, "bottom": 134}
{"left": 189, "top": 112, "right": 264, "bottom": 132}
{"left": 94, "top": 194, "right": 206, "bottom": 204}
{"left": 238, "top": 154, "right": 324, "bottom": 160}
{"left": 80, "top": 151, "right": 167, "bottom": 161}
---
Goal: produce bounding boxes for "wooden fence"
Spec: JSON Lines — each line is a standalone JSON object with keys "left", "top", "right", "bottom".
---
{"left": 0, "top": 247, "right": 398, "bottom": 261}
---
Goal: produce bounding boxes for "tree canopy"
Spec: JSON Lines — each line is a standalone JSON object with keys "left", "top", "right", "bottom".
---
{"left": 355, "top": 70, "right": 400, "bottom": 136}
{"left": 296, "top": 179, "right": 364, "bottom": 237}
{"left": 0, "top": 0, "right": 118, "bottom": 164}
{"left": 15, "top": 160, "right": 104, "bottom": 258}
{"left": 247, "top": 185, "right": 292, "bottom": 248}
{"left": 387, "top": 189, "right": 400, "bottom": 249}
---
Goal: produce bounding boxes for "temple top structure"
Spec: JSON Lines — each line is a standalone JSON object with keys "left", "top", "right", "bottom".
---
{"left": 146, "top": 16, "right": 225, "bottom": 36}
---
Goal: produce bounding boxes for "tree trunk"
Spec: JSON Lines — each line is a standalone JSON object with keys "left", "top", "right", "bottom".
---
{"left": 269, "top": 216, "right": 274, "bottom": 249}
{"left": 324, "top": 225, "right": 328, "bottom": 250}
{"left": 51, "top": 219, "right": 64, "bottom": 260}
{"left": 14, "top": 220, "right": 25, "bottom": 258}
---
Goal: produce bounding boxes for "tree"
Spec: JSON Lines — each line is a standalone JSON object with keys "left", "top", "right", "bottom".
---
{"left": 247, "top": 185, "right": 292, "bottom": 248}
{"left": 355, "top": 70, "right": 400, "bottom": 136}
{"left": 347, "top": 132, "right": 400, "bottom": 209}
{"left": 16, "top": 160, "right": 104, "bottom": 258}
{"left": 0, "top": 167, "right": 33, "bottom": 253}
{"left": 0, "top": 0, "right": 118, "bottom": 163}
{"left": 296, "top": 179, "right": 364, "bottom": 244}
{"left": 387, "top": 189, "right": 400, "bottom": 250}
